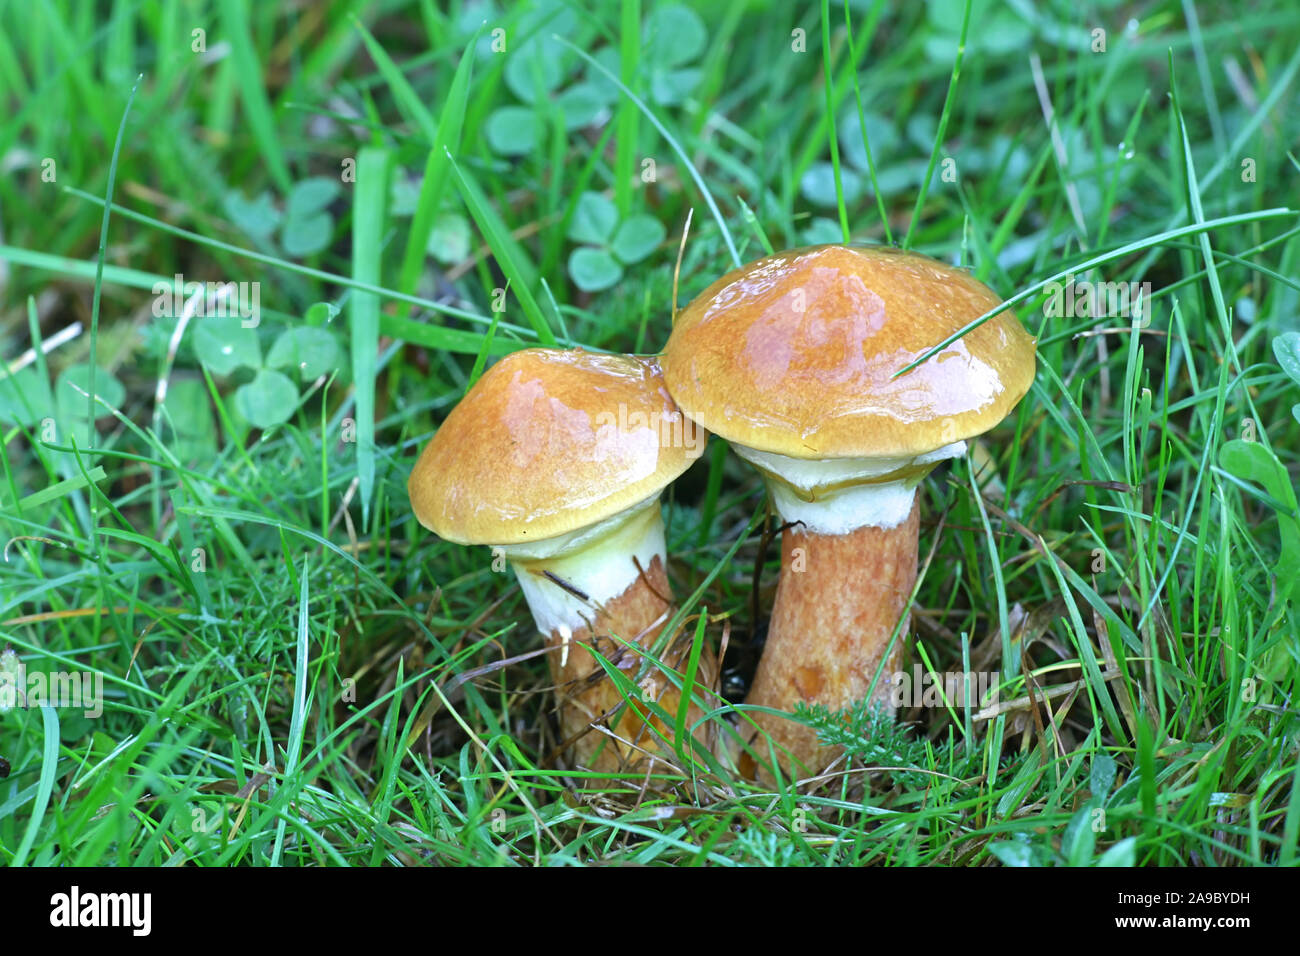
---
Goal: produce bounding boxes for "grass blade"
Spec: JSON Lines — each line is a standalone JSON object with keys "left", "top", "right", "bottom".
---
{"left": 218, "top": 0, "right": 292, "bottom": 192}
{"left": 350, "top": 146, "right": 393, "bottom": 523}
{"left": 902, "top": 0, "right": 971, "bottom": 250}
{"left": 555, "top": 34, "right": 741, "bottom": 269}
{"left": 842, "top": 0, "right": 890, "bottom": 245}
{"left": 820, "top": 0, "right": 850, "bottom": 243}
{"left": 272, "top": 555, "right": 313, "bottom": 867}
{"left": 10, "top": 706, "right": 60, "bottom": 867}
{"left": 352, "top": 16, "right": 438, "bottom": 141}
{"left": 615, "top": 0, "right": 640, "bottom": 215}
{"left": 394, "top": 26, "right": 481, "bottom": 315}
{"left": 895, "top": 209, "right": 1296, "bottom": 377}
{"left": 446, "top": 152, "right": 554, "bottom": 346}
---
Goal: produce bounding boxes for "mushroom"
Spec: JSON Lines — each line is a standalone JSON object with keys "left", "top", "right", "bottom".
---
{"left": 408, "top": 348, "right": 717, "bottom": 772}
{"left": 660, "top": 244, "right": 1036, "bottom": 776}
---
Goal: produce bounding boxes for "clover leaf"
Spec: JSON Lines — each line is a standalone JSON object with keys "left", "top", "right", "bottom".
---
{"left": 194, "top": 315, "right": 260, "bottom": 376}
{"left": 568, "top": 192, "right": 619, "bottom": 246}
{"left": 267, "top": 326, "right": 342, "bottom": 381}
{"left": 234, "top": 368, "right": 299, "bottom": 430}
{"left": 281, "top": 177, "right": 339, "bottom": 257}
{"left": 565, "top": 192, "right": 665, "bottom": 292}
{"left": 568, "top": 247, "right": 623, "bottom": 292}
{"left": 224, "top": 178, "right": 338, "bottom": 259}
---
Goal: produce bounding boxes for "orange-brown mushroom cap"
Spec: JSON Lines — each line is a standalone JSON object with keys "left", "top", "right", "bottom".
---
{"left": 408, "top": 348, "right": 705, "bottom": 546}
{"left": 660, "top": 244, "right": 1036, "bottom": 460}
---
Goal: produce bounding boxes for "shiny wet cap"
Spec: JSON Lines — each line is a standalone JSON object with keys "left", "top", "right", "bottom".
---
{"left": 660, "top": 244, "right": 1036, "bottom": 459}
{"left": 409, "top": 349, "right": 705, "bottom": 546}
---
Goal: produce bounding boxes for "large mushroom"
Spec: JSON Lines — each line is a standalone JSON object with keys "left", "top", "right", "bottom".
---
{"left": 408, "top": 348, "right": 717, "bottom": 772}
{"left": 660, "top": 244, "right": 1036, "bottom": 777}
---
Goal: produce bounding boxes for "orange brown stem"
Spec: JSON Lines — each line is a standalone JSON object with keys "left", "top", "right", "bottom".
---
{"left": 742, "top": 499, "right": 919, "bottom": 777}
{"left": 542, "top": 555, "right": 718, "bottom": 772}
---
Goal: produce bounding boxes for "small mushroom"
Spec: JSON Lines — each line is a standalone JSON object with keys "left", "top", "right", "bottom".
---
{"left": 408, "top": 348, "right": 716, "bottom": 772}
{"left": 661, "top": 244, "right": 1036, "bottom": 776}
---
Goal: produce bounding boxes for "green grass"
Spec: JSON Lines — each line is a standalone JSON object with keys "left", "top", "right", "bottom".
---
{"left": 1, "top": 0, "right": 1298, "bottom": 866}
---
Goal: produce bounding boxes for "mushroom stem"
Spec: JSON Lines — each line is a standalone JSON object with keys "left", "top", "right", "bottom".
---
{"left": 503, "top": 499, "right": 716, "bottom": 771}
{"left": 730, "top": 441, "right": 964, "bottom": 778}
{"left": 743, "top": 500, "right": 919, "bottom": 775}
